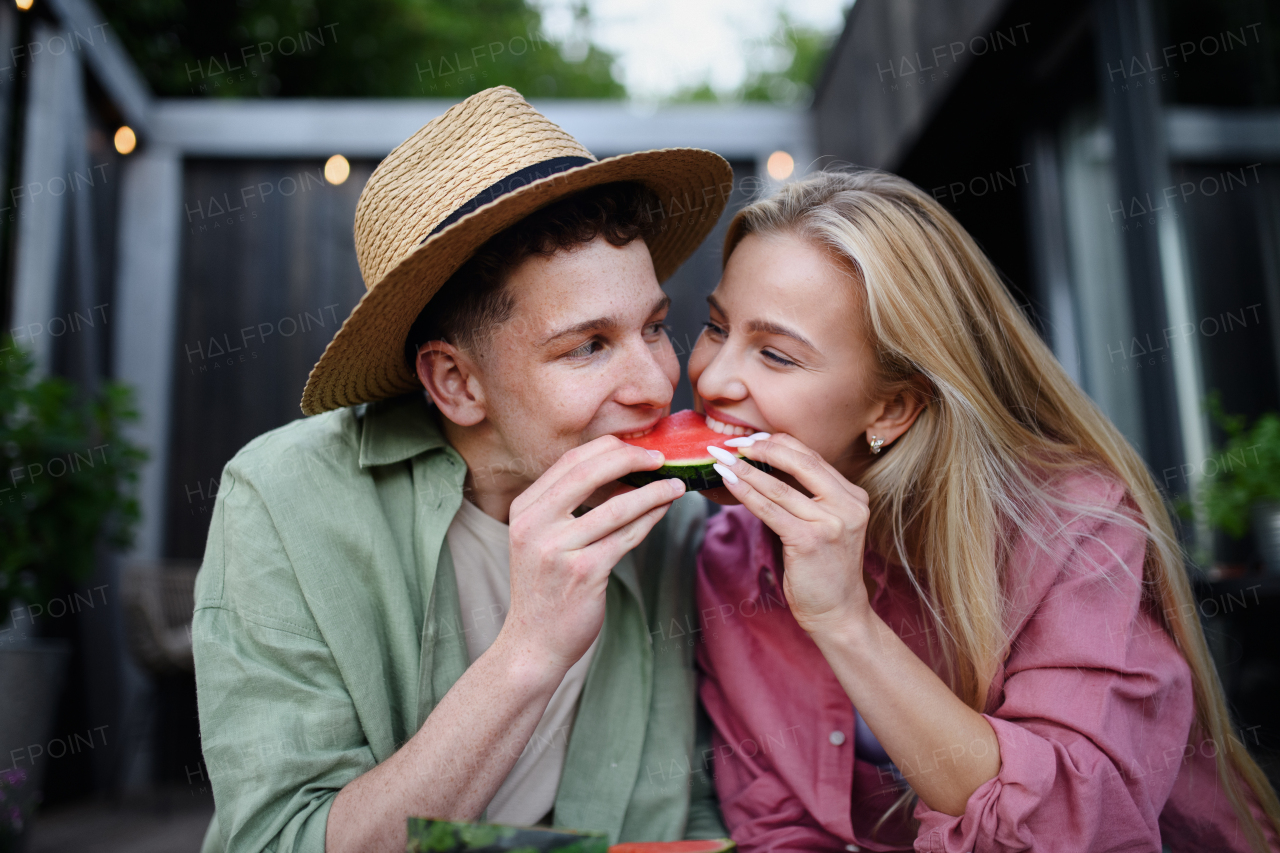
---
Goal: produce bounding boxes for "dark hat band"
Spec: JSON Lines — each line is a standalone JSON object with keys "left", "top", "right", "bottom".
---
{"left": 420, "top": 155, "right": 594, "bottom": 244}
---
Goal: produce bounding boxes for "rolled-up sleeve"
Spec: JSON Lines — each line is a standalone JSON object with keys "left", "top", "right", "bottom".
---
{"left": 192, "top": 463, "right": 376, "bottom": 853}
{"left": 913, "top": 486, "right": 1196, "bottom": 853}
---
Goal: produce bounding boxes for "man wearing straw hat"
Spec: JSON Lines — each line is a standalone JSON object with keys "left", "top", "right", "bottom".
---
{"left": 192, "top": 86, "right": 735, "bottom": 852}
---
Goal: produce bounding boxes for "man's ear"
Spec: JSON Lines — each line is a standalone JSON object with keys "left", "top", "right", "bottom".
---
{"left": 867, "top": 376, "right": 930, "bottom": 449}
{"left": 415, "top": 341, "right": 487, "bottom": 427}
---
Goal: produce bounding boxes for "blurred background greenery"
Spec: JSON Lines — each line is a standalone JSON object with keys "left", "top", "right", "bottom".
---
{"left": 95, "top": 0, "right": 838, "bottom": 102}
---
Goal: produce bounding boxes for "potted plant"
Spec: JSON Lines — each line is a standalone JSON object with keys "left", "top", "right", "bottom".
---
{"left": 0, "top": 336, "right": 146, "bottom": 843}
{"left": 1195, "top": 395, "right": 1280, "bottom": 574}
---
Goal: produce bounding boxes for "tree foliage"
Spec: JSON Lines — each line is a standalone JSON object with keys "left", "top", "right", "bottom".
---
{"left": 97, "top": 0, "right": 624, "bottom": 99}
{"left": 740, "top": 15, "right": 836, "bottom": 105}
{"left": 674, "top": 12, "right": 836, "bottom": 106}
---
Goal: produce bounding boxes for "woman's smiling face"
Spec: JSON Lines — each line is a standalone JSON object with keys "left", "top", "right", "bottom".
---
{"left": 689, "top": 230, "right": 885, "bottom": 488}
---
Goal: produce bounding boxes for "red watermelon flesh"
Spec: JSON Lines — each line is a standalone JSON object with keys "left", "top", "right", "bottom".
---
{"left": 609, "top": 840, "right": 736, "bottom": 852}
{"left": 618, "top": 410, "right": 769, "bottom": 491}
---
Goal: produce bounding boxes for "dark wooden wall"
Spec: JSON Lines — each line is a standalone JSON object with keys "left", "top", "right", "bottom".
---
{"left": 165, "top": 158, "right": 374, "bottom": 560}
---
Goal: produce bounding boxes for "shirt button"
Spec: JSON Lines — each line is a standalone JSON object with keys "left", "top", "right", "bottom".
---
{"left": 845, "top": 845, "right": 860, "bottom": 852}
{"left": 761, "top": 568, "right": 775, "bottom": 585}
{"left": 829, "top": 730, "right": 846, "bottom": 746}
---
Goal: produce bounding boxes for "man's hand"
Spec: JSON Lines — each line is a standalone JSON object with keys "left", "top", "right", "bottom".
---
{"left": 502, "top": 436, "right": 685, "bottom": 672}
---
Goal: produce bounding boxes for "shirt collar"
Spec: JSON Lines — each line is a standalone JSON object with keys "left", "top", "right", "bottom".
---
{"left": 358, "top": 391, "right": 452, "bottom": 468}
{"left": 356, "top": 393, "right": 692, "bottom": 616}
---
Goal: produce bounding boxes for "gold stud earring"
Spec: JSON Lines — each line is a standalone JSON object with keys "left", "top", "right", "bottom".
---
{"left": 869, "top": 435, "right": 884, "bottom": 455}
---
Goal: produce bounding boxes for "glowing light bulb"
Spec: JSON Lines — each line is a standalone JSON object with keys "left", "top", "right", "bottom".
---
{"left": 766, "top": 150, "right": 794, "bottom": 181}
{"left": 15, "top": 0, "right": 33, "bottom": 11}
{"left": 324, "top": 154, "right": 350, "bottom": 185}
{"left": 114, "top": 126, "right": 137, "bottom": 155}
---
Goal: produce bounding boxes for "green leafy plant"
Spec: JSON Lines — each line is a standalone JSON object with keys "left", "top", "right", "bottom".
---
{"left": 1196, "top": 393, "right": 1280, "bottom": 539}
{"left": 0, "top": 337, "right": 147, "bottom": 623}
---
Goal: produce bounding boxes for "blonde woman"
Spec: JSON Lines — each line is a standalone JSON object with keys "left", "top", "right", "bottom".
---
{"left": 690, "top": 169, "right": 1280, "bottom": 852}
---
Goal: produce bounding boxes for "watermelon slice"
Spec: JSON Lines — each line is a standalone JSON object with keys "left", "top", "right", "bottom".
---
{"left": 609, "top": 841, "right": 736, "bottom": 852}
{"left": 618, "top": 409, "right": 770, "bottom": 491}
{"left": 406, "top": 818, "right": 607, "bottom": 852}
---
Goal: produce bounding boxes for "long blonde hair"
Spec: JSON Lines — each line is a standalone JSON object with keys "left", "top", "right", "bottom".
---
{"left": 724, "top": 169, "right": 1280, "bottom": 849}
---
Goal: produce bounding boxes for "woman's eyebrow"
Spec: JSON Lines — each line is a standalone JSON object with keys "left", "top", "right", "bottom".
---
{"left": 746, "top": 319, "right": 818, "bottom": 351}
{"left": 706, "top": 294, "right": 817, "bottom": 350}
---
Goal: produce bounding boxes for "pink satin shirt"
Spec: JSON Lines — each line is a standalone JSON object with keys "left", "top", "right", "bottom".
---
{"left": 695, "top": 470, "right": 1278, "bottom": 852}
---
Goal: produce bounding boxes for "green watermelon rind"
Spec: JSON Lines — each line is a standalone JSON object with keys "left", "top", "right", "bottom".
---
{"left": 616, "top": 409, "right": 772, "bottom": 491}
{"left": 405, "top": 818, "right": 609, "bottom": 853}
{"left": 619, "top": 457, "right": 772, "bottom": 491}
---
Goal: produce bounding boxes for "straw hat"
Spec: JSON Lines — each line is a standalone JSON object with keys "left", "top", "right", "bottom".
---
{"left": 300, "top": 85, "right": 734, "bottom": 415}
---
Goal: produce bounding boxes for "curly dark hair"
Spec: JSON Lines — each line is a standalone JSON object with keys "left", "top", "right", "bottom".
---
{"left": 403, "top": 181, "right": 666, "bottom": 366}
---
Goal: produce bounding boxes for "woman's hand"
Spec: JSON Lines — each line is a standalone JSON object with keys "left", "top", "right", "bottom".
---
{"left": 711, "top": 433, "right": 874, "bottom": 636}
{"left": 714, "top": 433, "right": 1002, "bottom": 817}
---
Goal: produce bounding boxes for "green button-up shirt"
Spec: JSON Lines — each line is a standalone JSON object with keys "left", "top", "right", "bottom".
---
{"left": 192, "top": 392, "right": 724, "bottom": 852}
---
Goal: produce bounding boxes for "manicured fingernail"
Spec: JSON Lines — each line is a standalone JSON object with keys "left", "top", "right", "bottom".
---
{"left": 712, "top": 462, "right": 739, "bottom": 485}
{"left": 707, "top": 445, "right": 737, "bottom": 466}
{"left": 723, "top": 436, "right": 755, "bottom": 447}
{"left": 749, "top": 432, "right": 770, "bottom": 440}
{"left": 647, "top": 449, "right": 663, "bottom": 460}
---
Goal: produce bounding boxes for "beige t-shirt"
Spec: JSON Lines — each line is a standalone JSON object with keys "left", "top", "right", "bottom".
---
{"left": 445, "top": 497, "right": 599, "bottom": 826}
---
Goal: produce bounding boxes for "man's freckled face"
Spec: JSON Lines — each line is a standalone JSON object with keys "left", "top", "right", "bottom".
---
{"left": 476, "top": 236, "right": 679, "bottom": 482}
{"left": 688, "top": 231, "right": 882, "bottom": 481}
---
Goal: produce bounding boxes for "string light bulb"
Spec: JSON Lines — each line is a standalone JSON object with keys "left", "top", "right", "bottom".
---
{"left": 113, "top": 126, "right": 137, "bottom": 155}
{"left": 324, "top": 154, "right": 350, "bottom": 185}
{"left": 766, "top": 150, "right": 794, "bottom": 181}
